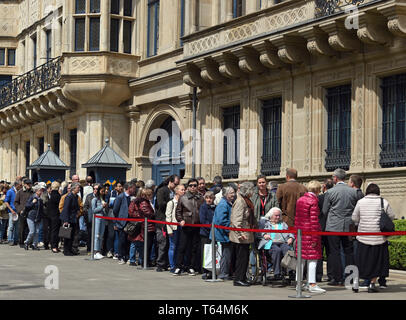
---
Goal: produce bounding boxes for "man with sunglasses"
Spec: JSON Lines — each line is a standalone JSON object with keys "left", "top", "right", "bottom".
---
{"left": 173, "top": 178, "right": 204, "bottom": 276}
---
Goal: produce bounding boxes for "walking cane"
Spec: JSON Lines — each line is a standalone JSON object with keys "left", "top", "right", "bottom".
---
{"left": 289, "top": 229, "right": 310, "bottom": 298}
{"left": 206, "top": 221, "right": 222, "bottom": 282}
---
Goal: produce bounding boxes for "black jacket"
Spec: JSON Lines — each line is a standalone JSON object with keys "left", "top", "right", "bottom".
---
{"left": 48, "top": 190, "right": 61, "bottom": 218}
{"left": 60, "top": 193, "right": 80, "bottom": 224}
{"left": 155, "top": 184, "right": 171, "bottom": 222}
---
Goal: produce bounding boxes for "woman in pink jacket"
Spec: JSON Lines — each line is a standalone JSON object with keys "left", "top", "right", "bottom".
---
{"left": 295, "top": 180, "right": 325, "bottom": 294}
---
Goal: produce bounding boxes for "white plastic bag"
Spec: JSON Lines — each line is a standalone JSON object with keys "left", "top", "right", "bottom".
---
{"left": 203, "top": 242, "right": 222, "bottom": 271}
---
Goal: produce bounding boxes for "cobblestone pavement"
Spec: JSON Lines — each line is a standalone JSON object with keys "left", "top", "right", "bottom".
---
{"left": 0, "top": 245, "right": 405, "bottom": 300}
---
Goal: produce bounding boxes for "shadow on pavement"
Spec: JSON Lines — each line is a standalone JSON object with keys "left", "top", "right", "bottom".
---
{"left": 0, "top": 285, "right": 43, "bottom": 291}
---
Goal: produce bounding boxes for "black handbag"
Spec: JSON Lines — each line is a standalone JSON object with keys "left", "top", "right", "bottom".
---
{"left": 380, "top": 198, "right": 395, "bottom": 233}
{"left": 124, "top": 221, "right": 142, "bottom": 237}
{"left": 59, "top": 224, "right": 73, "bottom": 239}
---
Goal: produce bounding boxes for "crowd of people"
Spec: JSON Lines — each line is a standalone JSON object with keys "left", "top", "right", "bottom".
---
{"left": 0, "top": 168, "right": 396, "bottom": 293}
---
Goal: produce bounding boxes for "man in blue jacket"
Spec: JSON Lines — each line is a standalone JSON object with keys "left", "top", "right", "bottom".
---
{"left": 5, "top": 181, "right": 22, "bottom": 245}
{"left": 113, "top": 181, "right": 136, "bottom": 264}
{"left": 211, "top": 185, "right": 236, "bottom": 280}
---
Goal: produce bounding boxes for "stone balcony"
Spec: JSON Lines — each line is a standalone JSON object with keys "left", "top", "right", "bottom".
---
{"left": 0, "top": 52, "right": 140, "bottom": 133}
{"left": 178, "top": 0, "right": 404, "bottom": 87}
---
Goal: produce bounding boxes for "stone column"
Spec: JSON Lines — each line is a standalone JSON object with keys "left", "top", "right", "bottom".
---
{"left": 127, "top": 105, "right": 141, "bottom": 179}
{"left": 350, "top": 63, "right": 365, "bottom": 171}
{"left": 179, "top": 97, "right": 194, "bottom": 180}
{"left": 246, "top": 0, "right": 257, "bottom": 14}
{"left": 212, "top": 0, "right": 220, "bottom": 26}
{"left": 185, "top": 0, "right": 198, "bottom": 35}
{"left": 54, "top": 16, "right": 62, "bottom": 56}
{"left": 100, "top": 0, "right": 110, "bottom": 51}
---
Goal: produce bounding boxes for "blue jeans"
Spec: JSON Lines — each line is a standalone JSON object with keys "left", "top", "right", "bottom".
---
{"left": 114, "top": 230, "right": 119, "bottom": 254}
{"left": 25, "top": 219, "right": 40, "bottom": 246}
{"left": 79, "top": 216, "right": 86, "bottom": 231}
{"left": 130, "top": 241, "right": 143, "bottom": 264}
{"left": 94, "top": 215, "right": 105, "bottom": 252}
{"left": 7, "top": 213, "right": 19, "bottom": 243}
{"left": 0, "top": 219, "right": 8, "bottom": 240}
{"left": 38, "top": 221, "right": 44, "bottom": 243}
{"left": 168, "top": 229, "right": 180, "bottom": 270}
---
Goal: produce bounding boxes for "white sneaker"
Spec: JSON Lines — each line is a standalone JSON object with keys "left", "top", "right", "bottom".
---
{"left": 118, "top": 259, "right": 126, "bottom": 265}
{"left": 113, "top": 254, "right": 119, "bottom": 260}
{"left": 106, "top": 251, "right": 113, "bottom": 258}
{"left": 188, "top": 268, "right": 196, "bottom": 276}
{"left": 126, "top": 260, "right": 131, "bottom": 265}
{"left": 172, "top": 268, "right": 181, "bottom": 276}
{"left": 38, "top": 242, "right": 44, "bottom": 248}
{"left": 94, "top": 252, "right": 104, "bottom": 260}
{"left": 308, "top": 284, "right": 326, "bottom": 293}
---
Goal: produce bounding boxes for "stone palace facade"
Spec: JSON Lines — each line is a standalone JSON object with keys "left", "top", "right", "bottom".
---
{"left": 0, "top": 0, "right": 406, "bottom": 218}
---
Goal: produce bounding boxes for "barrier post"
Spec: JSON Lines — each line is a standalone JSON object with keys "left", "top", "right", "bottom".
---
{"left": 289, "top": 229, "right": 310, "bottom": 298}
{"left": 85, "top": 213, "right": 96, "bottom": 261}
{"left": 143, "top": 217, "right": 148, "bottom": 269}
{"left": 206, "top": 222, "right": 222, "bottom": 282}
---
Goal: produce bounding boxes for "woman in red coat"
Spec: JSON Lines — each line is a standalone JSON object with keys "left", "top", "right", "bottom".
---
{"left": 295, "top": 180, "right": 325, "bottom": 294}
{"left": 128, "top": 188, "right": 156, "bottom": 266}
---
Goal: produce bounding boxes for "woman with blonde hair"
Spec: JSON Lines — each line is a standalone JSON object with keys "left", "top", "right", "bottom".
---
{"left": 295, "top": 180, "right": 325, "bottom": 293}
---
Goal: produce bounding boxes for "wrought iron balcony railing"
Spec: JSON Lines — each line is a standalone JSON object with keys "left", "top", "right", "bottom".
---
{"left": 222, "top": 163, "right": 240, "bottom": 179}
{"left": 0, "top": 57, "right": 61, "bottom": 109}
{"left": 379, "top": 142, "right": 406, "bottom": 168}
{"left": 315, "top": 0, "right": 365, "bottom": 18}
{"left": 261, "top": 155, "right": 281, "bottom": 177}
{"left": 325, "top": 147, "right": 351, "bottom": 172}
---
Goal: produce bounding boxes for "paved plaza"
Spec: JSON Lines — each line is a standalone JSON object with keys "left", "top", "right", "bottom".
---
{"left": 0, "top": 245, "right": 405, "bottom": 300}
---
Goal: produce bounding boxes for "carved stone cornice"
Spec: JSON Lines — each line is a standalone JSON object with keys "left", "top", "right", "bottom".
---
{"left": 231, "top": 46, "right": 266, "bottom": 74}
{"left": 212, "top": 52, "right": 246, "bottom": 79}
{"left": 46, "top": 92, "right": 66, "bottom": 113}
{"left": 29, "top": 100, "right": 49, "bottom": 120}
{"left": 3, "top": 109, "right": 20, "bottom": 128}
{"left": 10, "top": 106, "right": 29, "bottom": 125}
{"left": 378, "top": 2, "right": 406, "bottom": 38}
{"left": 38, "top": 95, "right": 55, "bottom": 117}
{"left": 320, "top": 21, "right": 362, "bottom": 52}
{"left": 195, "top": 58, "right": 227, "bottom": 84}
{"left": 179, "top": 63, "right": 207, "bottom": 88}
{"left": 252, "top": 40, "right": 286, "bottom": 69}
{"left": 23, "top": 101, "right": 42, "bottom": 122}
{"left": 299, "top": 26, "right": 337, "bottom": 57}
{"left": 125, "top": 105, "right": 141, "bottom": 121}
{"left": 16, "top": 104, "right": 35, "bottom": 124}
{"left": 272, "top": 35, "right": 309, "bottom": 65}
{"left": 357, "top": 12, "right": 392, "bottom": 45}
{"left": 54, "top": 89, "right": 77, "bottom": 111}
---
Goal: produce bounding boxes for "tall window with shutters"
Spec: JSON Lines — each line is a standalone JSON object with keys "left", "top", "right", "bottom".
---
{"left": 325, "top": 84, "right": 352, "bottom": 172}
{"left": 380, "top": 74, "right": 406, "bottom": 168}
{"left": 261, "top": 97, "right": 282, "bottom": 176}
{"left": 222, "top": 106, "right": 240, "bottom": 179}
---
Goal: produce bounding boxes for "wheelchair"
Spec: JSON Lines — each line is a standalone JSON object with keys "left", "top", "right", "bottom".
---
{"left": 246, "top": 239, "right": 295, "bottom": 286}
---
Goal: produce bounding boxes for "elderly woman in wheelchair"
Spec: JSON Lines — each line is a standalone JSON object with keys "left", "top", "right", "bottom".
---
{"left": 258, "top": 207, "right": 295, "bottom": 281}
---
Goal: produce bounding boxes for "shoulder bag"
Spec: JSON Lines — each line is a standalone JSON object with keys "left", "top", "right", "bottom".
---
{"left": 379, "top": 198, "right": 395, "bottom": 233}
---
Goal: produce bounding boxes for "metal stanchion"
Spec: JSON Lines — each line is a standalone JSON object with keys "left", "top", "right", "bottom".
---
{"left": 85, "top": 213, "right": 96, "bottom": 261}
{"left": 142, "top": 217, "right": 153, "bottom": 270}
{"left": 289, "top": 229, "right": 311, "bottom": 298}
{"left": 206, "top": 222, "right": 223, "bottom": 282}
